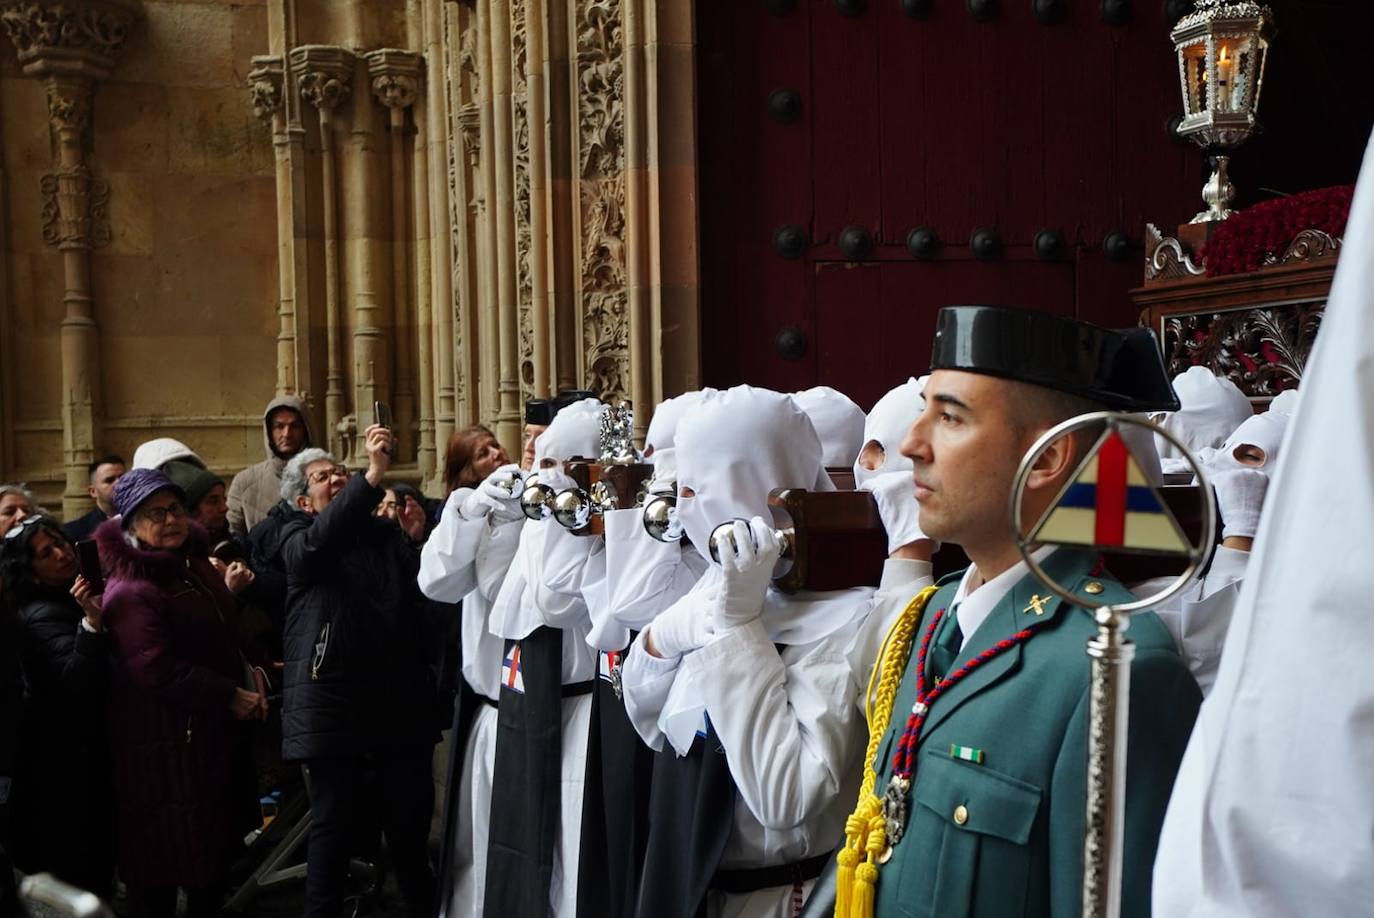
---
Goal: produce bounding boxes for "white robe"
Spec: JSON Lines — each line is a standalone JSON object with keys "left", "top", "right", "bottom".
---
{"left": 486, "top": 518, "right": 598, "bottom": 918}
{"left": 1135, "top": 545, "right": 1249, "bottom": 698}
{"left": 621, "top": 559, "right": 932, "bottom": 918}
{"left": 1152, "top": 129, "right": 1374, "bottom": 916}
{"left": 418, "top": 489, "right": 522, "bottom": 918}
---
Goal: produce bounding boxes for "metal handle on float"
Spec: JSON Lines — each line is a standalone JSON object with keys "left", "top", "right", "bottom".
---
{"left": 519, "top": 473, "right": 555, "bottom": 521}
{"left": 705, "top": 511, "right": 797, "bottom": 582}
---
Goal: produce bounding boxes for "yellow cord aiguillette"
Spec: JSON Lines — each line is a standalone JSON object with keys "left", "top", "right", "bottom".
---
{"left": 834, "top": 585, "right": 938, "bottom": 918}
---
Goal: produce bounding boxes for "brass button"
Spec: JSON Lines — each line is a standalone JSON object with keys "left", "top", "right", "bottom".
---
{"left": 1083, "top": 581, "right": 1105, "bottom": 595}
{"left": 953, "top": 804, "right": 969, "bottom": 826}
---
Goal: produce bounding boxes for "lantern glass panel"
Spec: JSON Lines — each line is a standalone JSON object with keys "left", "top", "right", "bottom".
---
{"left": 1181, "top": 40, "right": 1208, "bottom": 115}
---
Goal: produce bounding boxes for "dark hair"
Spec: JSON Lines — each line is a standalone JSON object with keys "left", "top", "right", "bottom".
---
{"left": 442, "top": 425, "right": 501, "bottom": 497}
{"left": 0, "top": 515, "right": 71, "bottom": 611}
{"left": 87, "top": 454, "right": 126, "bottom": 480}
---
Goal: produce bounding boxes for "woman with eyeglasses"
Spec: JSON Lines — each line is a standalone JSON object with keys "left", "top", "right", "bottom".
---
{"left": 95, "top": 469, "right": 267, "bottom": 918}
{"left": 0, "top": 514, "right": 116, "bottom": 898}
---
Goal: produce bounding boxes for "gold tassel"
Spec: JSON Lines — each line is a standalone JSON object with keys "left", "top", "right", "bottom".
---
{"left": 834, "top": 586, "right": 938, "bottom": 918}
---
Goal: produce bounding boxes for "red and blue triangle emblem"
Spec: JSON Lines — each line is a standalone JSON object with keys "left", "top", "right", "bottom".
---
{"left": 1031, "top": 429, "right": 1188, "bottom": 555}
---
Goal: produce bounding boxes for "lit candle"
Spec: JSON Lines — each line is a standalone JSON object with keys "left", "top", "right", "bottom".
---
{"left": 1217, "top": 45, "right": 1232, "bottom": 109}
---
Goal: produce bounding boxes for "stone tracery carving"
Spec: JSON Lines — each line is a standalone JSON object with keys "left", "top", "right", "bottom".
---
{"left": 40, "top": 166, "right": 109, "bottom": 249}
{"left": 575, "top": 0, "right": 629, "bottom": 404}
{"left": 511, "top": 0, "right": 534, "bottom": 394}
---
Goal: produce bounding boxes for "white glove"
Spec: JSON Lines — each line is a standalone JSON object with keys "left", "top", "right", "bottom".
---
{"left": 861, "top": 470, "right": 938, "bottom": 555}
{"left": 461, "top": 463, "right": 524, "bottom": 521}
{"left": 715, "top": 517, "right": 780, "bottom": 631}
{"left": 1208, "top": 468, "right": 1268, "bottom": 540}
{"left": 647, "top": 599, "right": 713, "bottom": 659}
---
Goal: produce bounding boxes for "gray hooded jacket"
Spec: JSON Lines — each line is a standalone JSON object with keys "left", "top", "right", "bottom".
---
{"left": 227, "top": 395, "right": 313, "bottom": 536}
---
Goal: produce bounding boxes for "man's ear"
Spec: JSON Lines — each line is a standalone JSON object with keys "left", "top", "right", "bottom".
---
{"left": 1024, "top": 430, "right": 1081, "bottom": 495}
{"left": 87, "top": 485, "right": 99, "bottom": 501}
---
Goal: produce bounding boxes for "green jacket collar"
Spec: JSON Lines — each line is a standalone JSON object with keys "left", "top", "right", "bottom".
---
{"left": 919, "top": 548, "right": 1108, "bottom": 739}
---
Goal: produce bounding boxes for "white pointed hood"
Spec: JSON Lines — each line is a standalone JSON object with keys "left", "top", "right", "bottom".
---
{"left": 793, "top": 386, "right": 866, "bottom": 468}
{"left": 675, "top": 385, "right": 830, "bottom": 566}
{"left": 533, "top": 397, "right": 603, "bottom": 491}
{"left": 853, "top": 376, "right": 926, "bottom": 489}
{"left": 1155, "top": 366, "right": 1252, "bottom": 460}
{"left": 644, "top": 389, "right": 718, "bottom": 488}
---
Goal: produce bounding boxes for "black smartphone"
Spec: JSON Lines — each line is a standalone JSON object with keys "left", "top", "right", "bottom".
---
{"left": 211, "top": 539, "right": 245, "bottom": 564}
{"left": 374, "top": 401, "right": 393, "bottom": 455}
{"left": 76, "top": 540, "right": 105, "bottom": 594}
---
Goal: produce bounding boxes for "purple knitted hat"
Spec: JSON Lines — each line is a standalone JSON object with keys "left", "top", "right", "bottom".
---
{"left": 113, "top": 468, "right": 186, "bottom": 528}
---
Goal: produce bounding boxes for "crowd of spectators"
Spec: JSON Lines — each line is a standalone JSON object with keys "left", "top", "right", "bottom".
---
{"left": 0, "top": 398, "right": 464, "bottom": 918}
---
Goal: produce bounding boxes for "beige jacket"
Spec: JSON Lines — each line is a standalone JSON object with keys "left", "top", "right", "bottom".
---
{"left": 227, "top": 395, "right": 313, "bottom": 536}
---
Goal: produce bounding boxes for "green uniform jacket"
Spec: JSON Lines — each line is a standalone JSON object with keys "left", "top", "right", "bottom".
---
{"left": 872, "top": 549, "right": 1200, "bottom": 918}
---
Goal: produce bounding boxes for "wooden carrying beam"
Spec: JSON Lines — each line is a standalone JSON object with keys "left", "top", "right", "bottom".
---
{"left": 767, "top": 488, "right": 887, "bottom": 594}
{"left": 563, "top": 459, "right": 655, "bottom": 535}
{"left": 767, "top": 484, "right": 1213, "bottom": 595}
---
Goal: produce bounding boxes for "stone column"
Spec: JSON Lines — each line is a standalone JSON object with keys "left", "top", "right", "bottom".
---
{"left": 247, "top": 55, "right": 298, "bottom": 398}
{"left": 367, "top": 49, "right": 422, "bottom": 464}
{"left": 0, "top": 0, "right": 142, "bottom": 517}
{"left": 290, "top": 45, "right": 355, "bottom": 455}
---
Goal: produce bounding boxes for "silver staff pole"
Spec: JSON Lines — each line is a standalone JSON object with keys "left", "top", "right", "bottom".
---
{"left": 1009, "top": 412, "right": 1215, "bottom": 918}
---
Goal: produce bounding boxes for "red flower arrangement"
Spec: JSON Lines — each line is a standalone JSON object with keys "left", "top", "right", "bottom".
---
{"left": 1201, "top": 184, "right": 1354, "bottom": 277}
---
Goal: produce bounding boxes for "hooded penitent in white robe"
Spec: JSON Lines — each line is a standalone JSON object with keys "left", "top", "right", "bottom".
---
{"left": 1152, "top": 129, "right": 1374, "bottom": 917}
{"left": 619, "top": 386, "right": 876, "bottom": 918}
{"left": 420, "top": 478, "right": 523, "bottom": 918}
{"left": 486, "top": 398, "right": 603, "bottom": 918}
{"left": 587, "top": 390, "right": 716, "bottom": 655}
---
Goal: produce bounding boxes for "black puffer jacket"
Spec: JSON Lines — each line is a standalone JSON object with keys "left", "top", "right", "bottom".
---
{"left": 11, "top": 587, "right": 116, "bottom": 893}
{"left": 279, "top": 476, "right": 439, "bottom": 761}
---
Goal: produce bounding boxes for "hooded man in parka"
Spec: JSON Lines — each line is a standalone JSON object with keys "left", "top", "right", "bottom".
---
{"left": 228, "top": 396, "right": 314, "bottom": 537}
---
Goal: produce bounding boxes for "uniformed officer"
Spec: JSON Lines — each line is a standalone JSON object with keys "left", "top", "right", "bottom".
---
{"left": 822, "top": 305, "right": 1201, "bottom": 918}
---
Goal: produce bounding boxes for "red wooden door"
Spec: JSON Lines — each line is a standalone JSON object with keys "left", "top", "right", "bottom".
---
{"left": 698, "top": 0, "right": 1201, "bottom": 408}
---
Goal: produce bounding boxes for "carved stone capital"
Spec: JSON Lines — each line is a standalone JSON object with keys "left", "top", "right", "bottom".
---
{"left": 288, "top": 45, "right": 355, "bottom": 115}
{"left": 0, "top": 0, "right": 142, "bottom": 80}
{"left": 364, "top": 48, "right": 421, "bottom": 110}
{"left": 247, "top": 54, "right": 284, "bottom": 121}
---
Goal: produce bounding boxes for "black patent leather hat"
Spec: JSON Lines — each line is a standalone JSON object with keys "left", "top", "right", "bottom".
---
{"left": 930, "top": 305, "right": 1181, "bottom": 412}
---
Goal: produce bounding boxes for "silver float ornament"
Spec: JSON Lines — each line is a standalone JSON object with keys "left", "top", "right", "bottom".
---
{"left": 641, "top": 493, "right": 681, "bottom": 542}
{"left": 600, "top": 400, "right": 641, "bottom": 466}
{"left": 520, "top": 474, "right": 555, "bottom": 521}
{"left": 1009, "top": 412, "right": 1215, "bottom": 918}
{"left": 552, "top": 402, "right": 640, "bottom": 531}
{"left": 706, "top": 510, "right": 798, "bottom": 582}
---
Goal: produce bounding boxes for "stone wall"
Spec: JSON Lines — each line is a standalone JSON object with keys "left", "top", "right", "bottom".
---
{"left": 0, "top": 0, "right": 278, "bottom": 511}
{"left": 0, "top": 0, "right": 702, "bottom": 511}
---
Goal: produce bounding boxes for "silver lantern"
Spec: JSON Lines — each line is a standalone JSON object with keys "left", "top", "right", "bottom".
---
{"left": 1170, "top": 0, "right": 1276, "bottom": 223}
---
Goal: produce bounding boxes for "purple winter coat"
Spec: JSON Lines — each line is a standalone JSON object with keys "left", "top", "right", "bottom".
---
{"left": 95, "top": 519, "right": 259, "bottom": 889}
